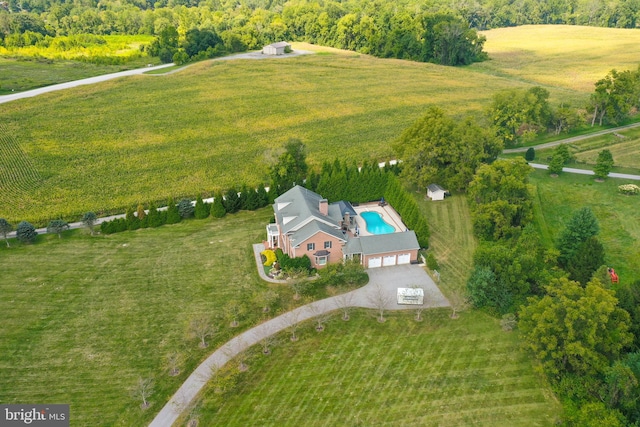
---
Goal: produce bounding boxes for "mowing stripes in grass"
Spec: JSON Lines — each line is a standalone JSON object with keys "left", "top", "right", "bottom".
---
{"left": 191, "top": 310, "right": 560, "bottom": 426}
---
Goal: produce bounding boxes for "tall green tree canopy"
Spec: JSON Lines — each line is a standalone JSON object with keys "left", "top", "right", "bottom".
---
{"left": 488, "top": 86, "right": 553, "bottom": 147}
{"left": 394, "top": 107, "right": 502, "bottom": 192}
{"left": 269, "top": 139, "right": 308, "bottom": 196}
{"left": 556, "top": 207, "right": 600, "bottom": 267}
{"left": 520, "top": 277, "right": 632, "bottom": 377}
{"left": 468, "top": 158, "right": 533, "bottom": 240}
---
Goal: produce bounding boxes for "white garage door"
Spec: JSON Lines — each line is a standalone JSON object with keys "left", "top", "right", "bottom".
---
{"left": 368, "top": 257, "right": 382, "bottom": 268}
{"left": 397, "top": 253, "right": 411, "bottom": 265}
{"left": 383, "top": 255, "right": 396, "bottom": 266}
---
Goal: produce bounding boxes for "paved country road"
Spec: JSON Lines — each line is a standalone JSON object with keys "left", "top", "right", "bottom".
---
{"left": 503, "top": 122, "right": 640, "bottom": 153}
{"left": 529, "top": 163, "right": 640, "bottom": 180}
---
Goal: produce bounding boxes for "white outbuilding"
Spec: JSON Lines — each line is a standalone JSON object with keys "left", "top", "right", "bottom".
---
{"left": 262, "top": 42, "right": 291, "bottom": 55}
{"left": 427, "top": 184, "right": 447, "bottom": 201}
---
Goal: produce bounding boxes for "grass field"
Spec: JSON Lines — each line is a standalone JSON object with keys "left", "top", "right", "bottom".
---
{"left": 476, "top": 25, "right": 640, "bottom": 93}
{"left": 530, "top": 170, "right": 640, "bottom": 281}
{"left": 0, "top": 209, "right": 298, "bottom": 426}
{"left": 4, "top": 25, "right": 640, "bottom": 225}
{"left": 188, "top": 309, "right": 561, "bottom": 426}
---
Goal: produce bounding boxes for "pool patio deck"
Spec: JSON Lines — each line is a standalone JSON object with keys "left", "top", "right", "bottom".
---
{"left": 352, "top": 202, "right": 407, "bottom": 236}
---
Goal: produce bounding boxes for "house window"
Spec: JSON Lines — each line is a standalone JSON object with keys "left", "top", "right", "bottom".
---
{"left": 307, "top": 243, "right": 315, "bottom": 251}
{"left": 316, "top": 256, "right": 328, "bottom": 265}
{"left": 324, "top": 241, "right": 332, "bottom": 249}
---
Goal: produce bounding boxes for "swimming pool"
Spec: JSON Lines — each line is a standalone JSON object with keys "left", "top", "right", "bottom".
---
{"left": 360, "top": 211, "right": 395, "bottom": 235}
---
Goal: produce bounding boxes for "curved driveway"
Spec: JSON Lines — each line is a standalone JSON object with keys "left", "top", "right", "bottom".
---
{"left": 148, "top": 258, "right": 449, "bottom": 427}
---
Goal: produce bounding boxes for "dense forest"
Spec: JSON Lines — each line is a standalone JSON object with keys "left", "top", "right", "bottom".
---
{"left": 3, "top": 0, "right": 640, "bottom": 65}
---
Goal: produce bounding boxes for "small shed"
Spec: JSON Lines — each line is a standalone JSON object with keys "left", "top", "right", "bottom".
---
{"left": 262, "top": 42, "right": 291, "bottom": 56}
{"left": 427, "top": 184, "right": 446, "bottom": 201}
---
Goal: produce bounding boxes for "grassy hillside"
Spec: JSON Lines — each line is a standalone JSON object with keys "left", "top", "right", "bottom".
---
{"left": 0, "top": 210, "right": 285, "bottom": 426}
{"left": 189, "top": 309, "right": 561, "bottom": 426}
{"left": 476, "top": 25, "right": 640, "bottom": 93}
{"left": 3, "top": 25, "right": 640, "bottom": 224}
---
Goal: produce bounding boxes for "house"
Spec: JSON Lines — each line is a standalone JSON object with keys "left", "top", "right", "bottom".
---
{"left": 427, "top": 184, "right": 447, "bottom": 201}
{"left": 266, "top": 186, "right": 420, "bottom": 269}
{"left": 262, "top": 42, "right": 291, "bottom": 55}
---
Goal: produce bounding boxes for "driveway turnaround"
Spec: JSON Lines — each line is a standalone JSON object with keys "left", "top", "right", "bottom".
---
{"left": 148, "top": 263, "right": 448, "bottom": 427}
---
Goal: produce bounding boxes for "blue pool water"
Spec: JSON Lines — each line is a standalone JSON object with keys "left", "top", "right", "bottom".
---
{"left": 360, "top": 211, "right": 395, "bottom": 235}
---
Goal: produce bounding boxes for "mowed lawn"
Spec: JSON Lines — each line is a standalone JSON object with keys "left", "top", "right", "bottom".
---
{"left": 0, "top": 209, "right": 283, "bottom": 426}
{"left": 6, "top": 25, "right": 640, "bottom": 225}
{"left": 191, "top": 310, "right": 560, "bottom": 427}
{"left": 182, "top": 190, "right": 560, "bottom": 426}
{"left": 530, "top": 170, "right": 640, "bottom": 281}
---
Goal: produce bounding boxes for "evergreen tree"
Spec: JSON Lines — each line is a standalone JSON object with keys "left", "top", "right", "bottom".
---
{"left": 147, "top": 203, "right": 163, "bottom": 227}
{"left": 0, "top": 218, "right": 12, "bottom": 247}
{"left": 211, "top": 191, "right": 226, "bottom": 218}
{"left": 194, "top": 195, "right": 209, "bottom": 219}
{"left": 557, "top": 207, "right": 600, "bottom": 267}
{"left": 567, "top": 236, "right": 606, "bottom": 286}
{"left": 244, "top": 187, "right": 260, "bottom": 210}
{"left": 126, "top": 207, "right": 140, "bottom": 230}
{"left": 223, "top": 188, "right": 240, "bottom": 213}
{"left": 165, "top": 198, "right": 181, "bottom": 224}
{"left": 595, "top": 149, "right": 614, "bottom": 180}
{"left": 256, "top": 184, "right": 269, "bottom": 208}
{"left": 238, "top": 185, "right": 250, "bottom": 211}
{"left": 178, "top": 199, "right": 194, "bottom": 219}
{"left": 16, "top": 221, "right": 37, "bottom": 243}
{"left": 525, "top": 147, "right": 535, "bottom": 161}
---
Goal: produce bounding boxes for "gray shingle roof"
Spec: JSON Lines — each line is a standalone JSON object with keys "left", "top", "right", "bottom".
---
{"left": 344, "top": 231, "right": 420, "bottom": 256}
{"left": 289, "top": 220, "right": 346, "bottom": 247}
{"left": 427, "top": 184, "right": 445, "bottom": 192}
{"left": 274, "top": 186, "right": 339, "bottom": 235}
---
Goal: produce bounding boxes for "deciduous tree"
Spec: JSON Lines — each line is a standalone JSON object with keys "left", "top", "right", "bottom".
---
{"left": 394, "top": 107, "right": 501, "bottom": 192}
{"left": 47, "top": 219, "right": 69, "bottom": 238}
{"left": 594, "top": 149, "right": 614, "bottom": 180}
{"left": 269, "top": 139, "right": 308, "bottom": 196}
{"left": 0, "top": 218, "right": 13, "bottom": 247}
{"left": 519, "top": 277, "right": 632, "bottom": 376}
{"left": 82, "top": 212, "right": 97, "bottom": 235}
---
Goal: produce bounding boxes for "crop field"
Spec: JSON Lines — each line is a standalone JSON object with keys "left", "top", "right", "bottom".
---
{"left": 476, "top": 25, "right": 640, "bottom": 94}
{"left": 530, "top": 170, "right": 640, "bottom": 281}
{"left": 0, "top": 209, "right": 295, "bottom": 426}
{"left": 4, "top": 25, "right": 640, "bottom": 225}
{"left": 189, "top": 309, "right": 561, "bottom": 426}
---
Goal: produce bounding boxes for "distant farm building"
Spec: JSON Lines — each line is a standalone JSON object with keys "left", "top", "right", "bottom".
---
{"left": 427, "top": 184, "right": 447, "bottom": 201}
{"left": 262, "top": 42, "right": 291, "bottom": 55}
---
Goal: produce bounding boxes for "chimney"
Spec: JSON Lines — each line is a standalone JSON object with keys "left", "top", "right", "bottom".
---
{"left": 319, "top": 199, "right": 328, "bottom": 216}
